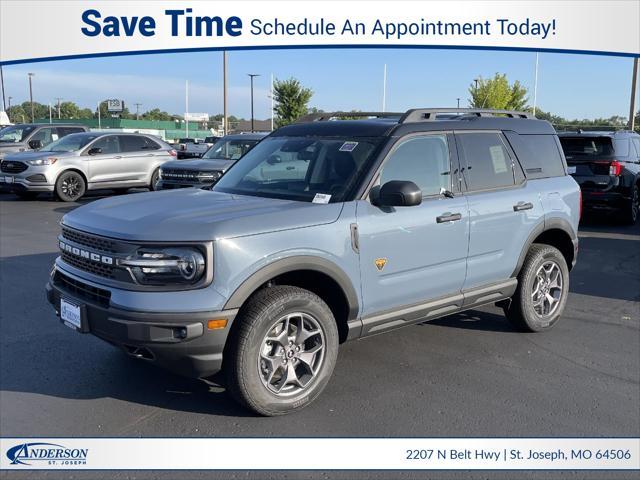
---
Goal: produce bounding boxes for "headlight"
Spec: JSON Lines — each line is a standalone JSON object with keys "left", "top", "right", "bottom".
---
{"left": 26, "top": 157, "right": 57, "bottom": 166}
{"left": 197, "top": 170, "right": 222, "bottom": 182}
{"left": 119, "top": 247, "right": 206, "bottom": 285}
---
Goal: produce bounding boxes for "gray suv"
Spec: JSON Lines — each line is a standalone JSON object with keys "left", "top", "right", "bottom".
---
{"left": 46, "top": 109, "right": 580, "bottom": 415}
{"left": 157, "top": 133, "right": 266, "bottom": 190}
{"left": 0, "top": 123, "right": 88, "bottom": 161}
{"left": 1, "top": 132, "right": 176, "bottom": 201}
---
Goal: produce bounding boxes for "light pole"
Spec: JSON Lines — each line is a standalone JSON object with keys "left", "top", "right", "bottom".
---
{"left": 533, "top": 52, "right": 539, "bottom": 116}
{"left": 629, "top": 57, "right": 638, "bottom": 131}
{"left": 0, "top": 65, "right": 6, "bottom": 112}
{"left": 28, "top": 73, "right": 35, "bottom": 122}
{"left": 55, "top": 97, "right": 62, "bottom": 119}
{"left": 457, "top": 98, "right": 460, "bottom": 108}
{"left": 247, "top": 73, "right": 260, "bottom": 132}
{"left": 223, "top": 51, "right": 228, "bottom": 135}
{"left": 134, "top": 102, "right": 142, "bottom": 120}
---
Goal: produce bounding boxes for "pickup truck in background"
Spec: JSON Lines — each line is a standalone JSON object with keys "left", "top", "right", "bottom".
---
{"left": 176, "top": 136, "right": 220, "bottom": 159}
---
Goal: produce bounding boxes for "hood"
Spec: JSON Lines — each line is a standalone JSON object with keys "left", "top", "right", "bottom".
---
{"left": 162, "top": 158, "right": 235, "bottom": 171}
{"left": 3, "top": 150, "right": 76, "bottom": 161}
{"left": 62, "top": 188, "right": 343, "bottom": 242}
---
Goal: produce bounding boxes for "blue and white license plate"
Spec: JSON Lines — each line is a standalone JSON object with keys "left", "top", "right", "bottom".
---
{"left": 3, "top": 176, "right": 14, "bottom": 183}
{"left": 60, "top": 298, "right": 82, "bottom": 330}
{"left": 567, "top": 166, "right": 577, "bottom": 175}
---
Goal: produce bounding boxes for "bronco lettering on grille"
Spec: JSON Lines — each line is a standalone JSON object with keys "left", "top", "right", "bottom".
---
{"left": 59, "top": 240, "right": 113, "bottom": 265}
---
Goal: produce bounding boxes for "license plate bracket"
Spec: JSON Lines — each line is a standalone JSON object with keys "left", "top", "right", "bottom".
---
{"left": 60, "top": 298, "right": 89, "bottom": 333}
{"left": 3, "top": 176, "right": 14, "bottom": 183}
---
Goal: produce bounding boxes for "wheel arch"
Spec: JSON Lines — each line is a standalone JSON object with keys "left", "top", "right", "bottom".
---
{"left": 55, "top": 168, "right": 88, "bottom": 188}
{"left": 223, "top": 256, "right": 360, "bottom": 343}
{"left": 512, "top": 218, "right": 577, "bottom": 277}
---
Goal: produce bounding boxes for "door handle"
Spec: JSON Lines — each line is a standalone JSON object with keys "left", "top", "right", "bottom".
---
{"left": 436, "top": 212, "right": 462, "bottom": 223}
{"left": 114, "top": 155, "right": 122, "bottom": 159}
{"left": 513, "top": 202, "right": 534, "bottom": 212}
{"left": 286, "top": 166, "right": 295, "bottom": 170}
{"left": 145, "top": 153, "right": 154, "bottom": 156}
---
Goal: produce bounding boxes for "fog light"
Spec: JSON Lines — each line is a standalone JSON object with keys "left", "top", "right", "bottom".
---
{"left": 207, "top": 319, "right": 228, "bottom": 330}
{"left": 174, "top": 327, "right": 188, "bottom": 339}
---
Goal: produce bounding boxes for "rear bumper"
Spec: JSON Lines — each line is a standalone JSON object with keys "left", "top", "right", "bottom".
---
{"left": 582, "top": 190, "right": 627, "bottom": 212}
{"left": 46, "top": 267, "right": 237, "bottom": 379}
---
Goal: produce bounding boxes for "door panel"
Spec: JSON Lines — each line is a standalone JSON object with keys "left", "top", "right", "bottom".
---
{"left": 357, "top": 196, "right": 469, "bottom": 316}
{"left": 86, "top": 135, "right": 121, "bottom": 184}
{"left": 119, "top": 135, "right": 162, "bottom": 183}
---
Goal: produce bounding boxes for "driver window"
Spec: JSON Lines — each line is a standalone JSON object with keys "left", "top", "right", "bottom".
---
{"left": 89, "top": 136, "right": 120, "bottom": 155}
{"left": 379, "top": 135, "right": 451, "bottom": 196}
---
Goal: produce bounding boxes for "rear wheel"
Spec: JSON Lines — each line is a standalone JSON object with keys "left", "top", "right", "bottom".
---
{"left": 618, "top": 184, "right": 639, "bottom": 225}
{"left": 225, "top": 286, "right": 339, "bottom": 416}
{"left": 55, "top": 171, "right": 86, "bottom": 202}
{"left": 504, "top": 244, "right": 569, "bottom": 332}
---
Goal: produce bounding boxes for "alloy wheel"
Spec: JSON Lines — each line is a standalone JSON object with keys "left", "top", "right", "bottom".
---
{"left": 531, "top": 260, "right": 563, "bottom": 317}
{"left": 258, "top": 312, "right": 326, "bottom": 396}
{"left": 62, "top": 175, "right": 81, "bottom": 199}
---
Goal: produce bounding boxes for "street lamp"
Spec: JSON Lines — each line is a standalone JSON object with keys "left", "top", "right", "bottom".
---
{"left": 28, "top": 73, "right": 35, "bottom": 122}
{"left": 247, "top": 73, "right": 260, "bottom": 132}
{"left": 457, "top": 98, "right": 460, "bottom": 108}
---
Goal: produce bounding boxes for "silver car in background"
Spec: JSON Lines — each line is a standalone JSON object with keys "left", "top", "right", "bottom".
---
{"left": 0, "top": 132, "right": 177, "bottom": 201}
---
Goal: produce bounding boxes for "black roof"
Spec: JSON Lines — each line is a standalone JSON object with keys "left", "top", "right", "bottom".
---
{"left": 273, "top": 109, "right": 556, "bottom": 137}
{"left": 557, "top": 130, "right": 639, "bottom": 137}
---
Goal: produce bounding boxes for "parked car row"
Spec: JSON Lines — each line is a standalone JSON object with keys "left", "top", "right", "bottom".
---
{"left": 1, "top": 122, "right": 639, "bottom": 226}
{"left": 0, "top": 124, "right": 265, "bottom": 201}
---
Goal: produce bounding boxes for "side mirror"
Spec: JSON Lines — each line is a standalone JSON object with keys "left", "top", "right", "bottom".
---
{"left": 372, "top": 180, "right": 422, "bottom": 207}
{"left": 28, "top": 139, "right": 43, "bottom": 150}
{"left": 266, "top": 155, "right": 282, "bottom": 165}
{"left": 87, "top": 147, "right": 102, "bottom": 155}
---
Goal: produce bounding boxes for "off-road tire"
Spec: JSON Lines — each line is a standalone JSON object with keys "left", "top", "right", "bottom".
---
{"left": 618, "top": 184, "right": 639, "bottom": 225}
{"left": 225, "top": 286, "right": 339, "bottom": 416}
{"left": 504, "top": 244, "right": 569, "bottom": 332}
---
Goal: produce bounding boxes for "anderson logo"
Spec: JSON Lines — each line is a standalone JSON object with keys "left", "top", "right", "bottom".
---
{"left": 59, "top": 240, "right": 113, "bottom": 265}
{"left": 6, "top": 442, "right": 88, "bottom": 466}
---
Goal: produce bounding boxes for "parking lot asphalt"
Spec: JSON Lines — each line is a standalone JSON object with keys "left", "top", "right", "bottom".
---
{"left": 0, "top": 190, "right": 638, "bottom": 480}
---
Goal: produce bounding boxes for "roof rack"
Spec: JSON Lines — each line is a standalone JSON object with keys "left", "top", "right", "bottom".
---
{"left": 295, "top": 112, "right": 403, "bottom": 123}
{"left": 399, "top": 108, "right": 533, "bottom": 123}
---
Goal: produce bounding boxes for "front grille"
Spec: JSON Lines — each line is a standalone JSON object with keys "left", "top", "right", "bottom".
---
{"left": 61, "top": 251, "right": 116, "bottom": 279}
{"left": 54, "top": 270, "right": 111, "bottom": 307}
{"left": 62, "top": 226, "right": 117, "bottom": 253}
{"left": 161, "top": 169, "right": 221, "bottom": 183}
{"left": 1, "top": 161, "right": 28, "bottom": 173}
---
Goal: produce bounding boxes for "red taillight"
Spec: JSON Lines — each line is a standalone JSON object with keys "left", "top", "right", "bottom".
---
{"left": 169, "top": 149, "right": 177, "bottom": 157}
{"left": 609, "top": 160, "right": 623, "bottom": 176}
{"left": 578, "top": 189, "right": 582, "bottom": 220}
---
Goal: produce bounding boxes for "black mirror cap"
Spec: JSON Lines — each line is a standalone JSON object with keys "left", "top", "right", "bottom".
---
{"left": 28, "top": 139, "right": 43, "bottom": 150}
{"left": 87, "top": 147, "right": 102, "bottom": 155}
{"left": 375, "top": 180, "right": 422, "bottom": 207}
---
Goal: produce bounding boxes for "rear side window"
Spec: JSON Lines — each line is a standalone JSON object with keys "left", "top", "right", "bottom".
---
{"left": 457, "top": 132, "right": 515, "bottom": 191}
{"left": 57, "top": 127, "right": 86, "bottom": 137}
{"left": 120, "top": 135, "right": 160, "bottom": 152}
{"left": 505, "top": 133, "right": 565, "bottom": 179}
{"left": 632, "top": 138, "right": 640, "bottom": 159}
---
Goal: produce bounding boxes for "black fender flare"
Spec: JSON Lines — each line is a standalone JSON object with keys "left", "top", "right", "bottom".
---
{"left": 512, "top": 217, "right": 578, "bottom": 277}
{"left": 223, "top": 255, "right": 360, "bottom": 320}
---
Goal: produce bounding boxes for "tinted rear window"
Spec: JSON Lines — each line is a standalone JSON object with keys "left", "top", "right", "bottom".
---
{"left": 120, "top": 136, "right": 160, "bottom": 152}
{"left": 505, "top": 133, "right": 565, "bottom": 179}
{"left": 457, "top": 132, "right": 515, "bottom": 190}
{"left": 559, "top": 136, "right": 615, "bottom": 158}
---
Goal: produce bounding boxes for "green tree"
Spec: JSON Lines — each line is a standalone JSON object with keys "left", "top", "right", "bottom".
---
{"left": 273, "top": 77, "right": 313, "bottom": 127}
{"left": 58, "top": 101, "right": 83, "bottom": 119}
{"left": 469, "top": 73, "right": 528, "bottom": 111}
{"left": 141, "top": 108, "right": 173, "bottom": 121}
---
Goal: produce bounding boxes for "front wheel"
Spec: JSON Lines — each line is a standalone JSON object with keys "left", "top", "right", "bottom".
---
{"left": 504, "top": 244, "right": 569, "bottom": 332}
{"left": 225, "top": 286, "right": 339, "bottom": 416}
{"left": 55, "top": 171, "right": 86, "bottom": 202}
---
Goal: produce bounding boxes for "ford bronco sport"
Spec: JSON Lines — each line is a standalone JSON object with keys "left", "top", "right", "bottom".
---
{"left": 46, "top": 108, "right": 580, "bottom": 416}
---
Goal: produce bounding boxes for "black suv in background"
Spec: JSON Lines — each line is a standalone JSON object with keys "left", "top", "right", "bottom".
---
{"left": 559, "top": 130, "right": 640, "bottom": 224}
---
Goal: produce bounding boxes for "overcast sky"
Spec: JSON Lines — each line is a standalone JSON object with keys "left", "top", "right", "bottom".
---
{"left": 2, "top": 48, "right": 637, "bottom": 120}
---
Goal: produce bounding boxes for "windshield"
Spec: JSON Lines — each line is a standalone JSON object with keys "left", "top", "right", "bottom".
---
{"left": 559, "top": 136, "right": 615, "bottom": 158}
{"left": 213, "top": 136, "right": 381, "bottom": 203}
{"left": 203, "top": 138, "right": 260, "bottom": 160}
{"left": 0, "top": 125, "right": 36, "bottom": 143}
{"left": 41, "top": 133, "right": 100, "bottom": 152}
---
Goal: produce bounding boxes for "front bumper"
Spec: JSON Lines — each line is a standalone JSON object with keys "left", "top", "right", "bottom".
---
{"left": 0, "top": 175, "right": 54, "bottom": 192}
{"left": 46, "top": 267, "right": 237, "bottom": 379}
{"left": 156, "top": 180, "right": 214, "bottom": 190}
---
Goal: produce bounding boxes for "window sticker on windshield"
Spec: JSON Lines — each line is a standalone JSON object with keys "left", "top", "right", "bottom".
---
{"left": 339, "top": 141, "right": 358, "bottom": 152}
{"left": 313, "top": 193, "right": 332, "bottom": 204}
{"left": 489, "top": 145, "right": 509, "bottom": 174}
